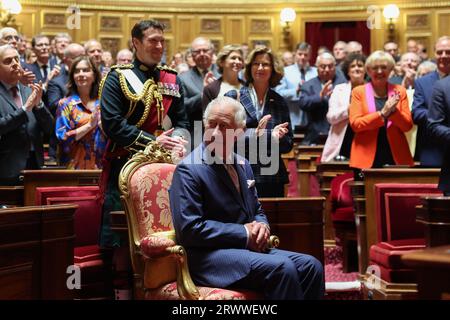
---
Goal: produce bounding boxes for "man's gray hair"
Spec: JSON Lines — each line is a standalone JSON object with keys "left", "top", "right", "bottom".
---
{"left": 203, "top": 96, "right": 246, "bottom": 129}
{"left": 0, "top": 27, "right": 18, "bottom": 40}
{"left": 316, "top": 52, "right": 336, "bottom": 66}
{"left": 0, "top": 44, "right": 17, "bottom": 58}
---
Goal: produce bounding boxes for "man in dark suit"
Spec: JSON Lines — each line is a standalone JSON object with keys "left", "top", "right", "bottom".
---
{"left": 179, "top": 37, "right": 219, "bottom": 147}
{"left": 0, "top": 45, "right": 53, "bottom": 185}
{"left": 412, "top": 36, "right": 450, "bottom": 165}
{"left": 169, "top": 96, "right": 324, "bottom": 299}
{"left": 298, "top": 52, "right": 346, "bottom": 145}
{"left": 47, "top": 43, "right": 85, "bottom": 112}
{"left": 428, "top": 76, "right": 450, "bottom": 195}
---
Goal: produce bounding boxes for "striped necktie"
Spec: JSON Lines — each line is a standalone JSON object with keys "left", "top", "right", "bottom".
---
{"left": 10, "top": 86, "right": 22, "bottom": 108}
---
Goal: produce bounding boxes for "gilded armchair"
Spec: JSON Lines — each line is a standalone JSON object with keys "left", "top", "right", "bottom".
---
{"left": 118, "top": 142, "right": 279, "bottom": 300}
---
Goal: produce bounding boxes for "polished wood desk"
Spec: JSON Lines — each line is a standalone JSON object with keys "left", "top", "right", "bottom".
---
{"left": 402, "top": 245, "right": 450, "bottom": 299}
{"left": 22, "top": 169, "right": 101, "bottom": 206}
{"left": 352, "top": 168, "right": 440, "bottom": 276}
{"left": 0, "top": 204, "right": 76, "bottom": 299}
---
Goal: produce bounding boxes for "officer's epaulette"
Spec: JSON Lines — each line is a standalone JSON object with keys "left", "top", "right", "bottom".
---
{"left": 157, "top": 64, "right": 178, "bottom": 75}
{"left": 111, "top": 63, "right": 134, "bottom": 70}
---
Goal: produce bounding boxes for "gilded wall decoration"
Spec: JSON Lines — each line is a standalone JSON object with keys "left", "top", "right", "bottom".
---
{"left": 43, "top": 13, "right": 66, "bottom": 28}
{"left": 100, "top": 16, "right": 122, "bottom": 31}
{"left": 250, "top": 19, "right": 271, "bottom": 33}
{"left": 152, "top": 18, "right": 172, "bottom": 32}
{"left": 201, "top": 19, "right": 221, "bottom": 33}
{"left": 100, "top": 37, "right": 122, "bottom": 58}
{"left": 406, "top": 14, "right": 429, "bottom": 29}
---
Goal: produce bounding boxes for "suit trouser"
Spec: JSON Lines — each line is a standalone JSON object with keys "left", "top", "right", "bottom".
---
{"left": 230, "top": 248, "right": 324, "bottom": 300}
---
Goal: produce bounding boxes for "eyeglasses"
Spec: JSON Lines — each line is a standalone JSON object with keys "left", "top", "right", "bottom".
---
{"left": 252, "top": 62, "right": 271, "bottom": 68}
{"left": 318, "top": 64, "right": 334, "bottom": 70}
{"left": 4, "top": 35, "right": 20, "bottom": 42}
{"left": 192, "top": 48, "right": 212, "bottom": 55}
{"left": 35, "top": 43, "right": 50, "bottom": 48}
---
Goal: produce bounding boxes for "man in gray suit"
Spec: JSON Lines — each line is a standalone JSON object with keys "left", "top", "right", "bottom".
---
{"left": 0, "top": 45, "right": 53, "bottom": 185}
{"left": 179, "top": 37, "right": 219, "bottom": 148}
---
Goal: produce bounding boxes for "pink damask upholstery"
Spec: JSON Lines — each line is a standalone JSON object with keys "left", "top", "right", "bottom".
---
{"left": 129, "top": 163, "right": 175, "bottom": 240}
{"left": 145, "top": 282, "right": 262, "bottom": 300}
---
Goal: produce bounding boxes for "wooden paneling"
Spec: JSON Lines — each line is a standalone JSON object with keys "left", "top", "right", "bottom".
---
{"left": 177, "top": 15, "right": 196, "bottom": 50}
{"left": 0, "top": 204, "right": 76, "bottom": 299}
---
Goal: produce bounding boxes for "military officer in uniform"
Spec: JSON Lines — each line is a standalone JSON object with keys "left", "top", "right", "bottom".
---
{"left": 99, "top": 19, "right": 189, "bottom": 250}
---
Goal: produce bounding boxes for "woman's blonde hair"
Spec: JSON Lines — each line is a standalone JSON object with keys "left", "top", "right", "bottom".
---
{"left": 365, "top": 50, "right": 395, "bottom": 71}
{"left": 216, "top": 44, "right": 243, "bottom": 74}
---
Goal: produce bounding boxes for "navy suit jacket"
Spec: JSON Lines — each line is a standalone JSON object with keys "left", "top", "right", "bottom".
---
{"left": 412, "top": 71, "right": 443, "bottom": 166}
{"left": 47, "top": 68, "right": 69, "bottom": 115}
{"left": 0, "top": 82, "right": 53, "bottom": 184}
{"left": 298, "top": 75, "right": 346, "bottom": 145}
{"left": 179, "top": 66, "right": 220, "bottom": 131}
{"left": 427, "top": 76, "right": 450, "bottom": 193}
{"left": 238, "top": 86, "right": 293, "bottom": 185}
{"left": 169, "top": 144, "right": 269, "bottom": 287}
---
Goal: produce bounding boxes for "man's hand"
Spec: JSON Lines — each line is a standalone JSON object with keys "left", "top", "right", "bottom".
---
{"left": 245, "top": 221, "right": 270, "bottom": 252}
{"left": 272, "top": 122, "right": 289, "bottom": 140}
{"left": 156, "top": 128, "right": 188, "bottom": 156}
{"left": 48, "top": 65, "right": 61, "bottom": 81}
{"left": 20, "top": 68, "right": 36, "bottom": 86}
{"left": 203, "top": 71, "right": 216, "bottom": 87}
{"left": 23, "top": 82, "right": 43, "bottom": 112}
{"left": 319, "top": 80, "right": 333, "bottom": 99}
{"left": 255, "top": 114, "right": 271, "bottom": 137}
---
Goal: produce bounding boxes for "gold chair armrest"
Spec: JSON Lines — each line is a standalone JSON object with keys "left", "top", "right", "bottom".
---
{"left": 166, "top": 245, "right": 202, "bottom": 300}
{"left": 268, "top": 235, "right": 280, "bottom": 249}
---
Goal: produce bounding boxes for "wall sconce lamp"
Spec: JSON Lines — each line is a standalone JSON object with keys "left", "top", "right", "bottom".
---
{"left": 383, "top": 4, "right": 400, "bottom": 42}
{"left": 280, "top": 7, "right": 296, "bottom": 50}
{"left": 0, "top": 0, "right": 22, "bottom": 27}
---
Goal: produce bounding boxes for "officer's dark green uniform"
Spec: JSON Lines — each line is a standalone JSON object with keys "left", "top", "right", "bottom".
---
{"left": 99, "top": 58, "right": 189, "bottom": 248}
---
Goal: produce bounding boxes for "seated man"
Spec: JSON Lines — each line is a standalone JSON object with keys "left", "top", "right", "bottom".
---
{"left": 169, "top": 96, "right": 324, "bottom": 300}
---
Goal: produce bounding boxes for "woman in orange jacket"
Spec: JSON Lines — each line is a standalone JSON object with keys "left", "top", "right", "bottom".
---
{"left": 349, "top": 50, "right": 413, "bottom": 179}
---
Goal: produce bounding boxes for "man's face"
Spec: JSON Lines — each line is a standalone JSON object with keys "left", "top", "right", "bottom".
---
{"left": 33, "top": 37, "right": 50, "bottom": 62}
{"left": 333, "top": 43, "right": 347, "bottom": 61}
{"left": 86, "top": 42, "right": 103, "bottom": 66}
{"left": 55, "top": 37, "right": 70, "bottom": 57}
{"left": 1, "top": 29, "right": 20, "bottom": 49}
{"left": 295, "top": 49, "right": 310, "bottom": 68}
{"left": 191, "top": 39, "right": 213, "bottom": 70}
{"left": 117, "top": 51, "right": 133, "bottom": 64}
{"left": 0, "top": 48, "right": 21, "bottom": 84}
{"left": 401, "top": 53, "right": 420, "bottom": 71}
{"left": 133, "top": 27, "right": 164, "bottom": 66}
{"left": 435, "top": 38, "right": 450, "bottom": 75}
{"left": 407, "top": 40, "right": 418, "bottom": 53}
{"left": 384, "top": 42, "right": 399, "bottom": 58}
{"left": 204, "top": 103, "right": 241, "bottom": 160}
{"left": 317, "top": 58, "right": 336, "bottom": 82}
{"left": 65, "top": 46, "right": 85, "bottom": 69}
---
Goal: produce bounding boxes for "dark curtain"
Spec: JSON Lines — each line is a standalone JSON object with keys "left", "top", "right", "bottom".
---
{"left": 305, "top": 21, "right": 371, "bottom": 65}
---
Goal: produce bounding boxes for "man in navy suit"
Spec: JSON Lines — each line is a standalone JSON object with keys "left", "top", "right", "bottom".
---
{"left": 0, "top": 45, "right": 53, "bottom": 185}
{"left": 169, "top": 96, "right": 324, "bottom": 300}
{"left": 412, "top": 36, "right": 450, "bottom": 165}
{"left": 298, "top": 52, "right": 346, "bottom": 145}
{"left": 428, "top": 76, "right": 450, "bottom": 195}
{"left": 179, "top": 37, "right": 219, "bottom": 147}
{"left": 47, "top": 43, "right": 85, "bottom": 112}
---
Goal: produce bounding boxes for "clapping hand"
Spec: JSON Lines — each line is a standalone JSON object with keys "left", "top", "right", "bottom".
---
{"left": 255, "top": 114, "right": 271, "bottom": 137}
{"left": 203, "top": 71, "right": 216, "bottom": 87}
{"left": 24, "top": 82, "right": 43, "bottom": 112}
{"left": 272, "top": 122, "right": 289, "bottom": 140}
{"left": 20, "top": 68, "right": 36, "bottom": 86}
{"left": 381, "top": 90, "right": 400, "bottom": 118}
{"left": 320, "top": 80, "right": 333, "bottom": 99}
{"left": 156, "top": 128, "right": 188, "bottom": 157}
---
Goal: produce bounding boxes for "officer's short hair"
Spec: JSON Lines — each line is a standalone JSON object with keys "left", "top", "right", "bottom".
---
{"left": 131, "top": 20, "right": 165, "bottom": 41}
